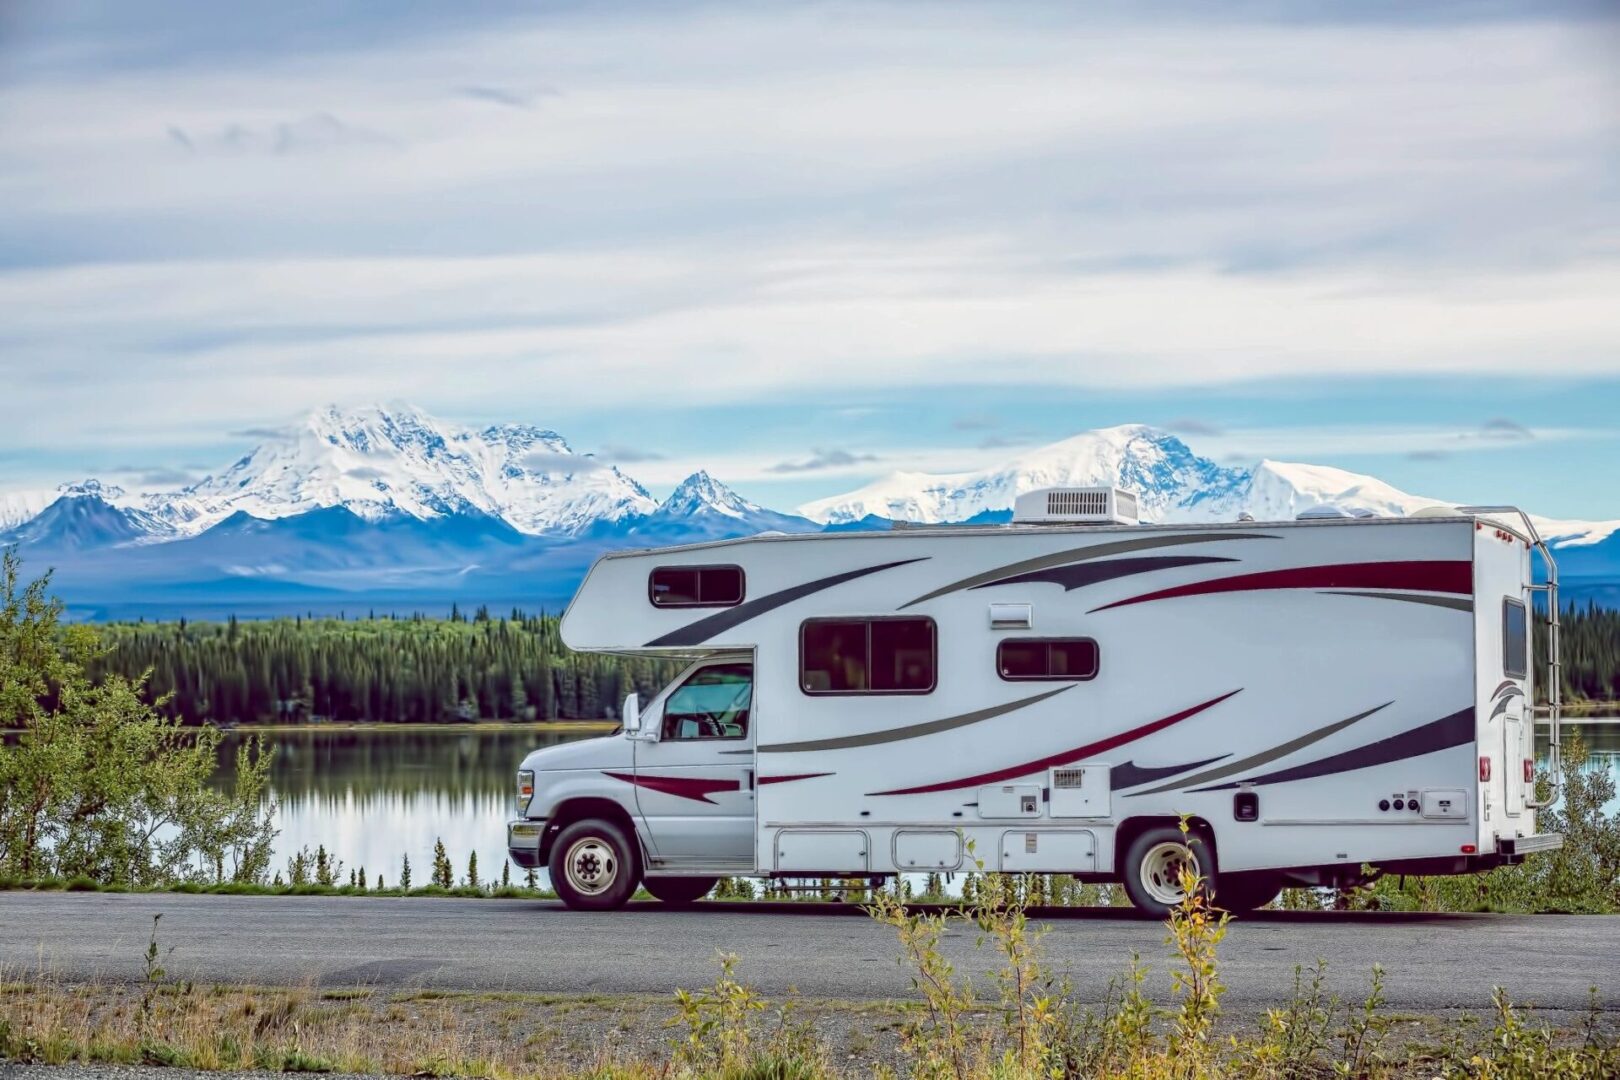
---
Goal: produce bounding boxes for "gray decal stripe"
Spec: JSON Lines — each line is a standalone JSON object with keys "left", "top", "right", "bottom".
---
{"left": 1125, "top": 701, "right": 1392, "bottom": 796}
{"left": 1489, "top": 688, "right": 1525, "bottom": 720}
{"left": 1490, "top": 679, "right": 1520, "bottom": 700}
{"left": 897, "top": 531, "right": 1279, "bottom": 610}
{"left": 1320, "top": 590, "right": 1474, "bottom": 612}
{"left": 644, "top": 557, "right": 928, "bottom": 648}
{"left": 969, "top": 554, "right": 1236, "bottom": 593}
{"left": 758, "top": 685, "right": 1073, "bottom": 753}
{"left": 1110, "top": 754, "right": 1228, "bottom": 791}
{"left": 1191, "top": 706, "right": 1473, "bottom": 791}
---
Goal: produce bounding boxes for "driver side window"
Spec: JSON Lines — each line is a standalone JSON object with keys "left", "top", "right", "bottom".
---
{"left": 661, "top": 663, "right": 752, "bottom": 741}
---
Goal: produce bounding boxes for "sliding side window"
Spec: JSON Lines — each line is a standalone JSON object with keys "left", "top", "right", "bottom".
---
{"left": 800, "top": 617, "right": 936, "bottom": 695}
{"left": 648, "top": 565, "right": 745, "bottom": 608}
{"left": 998, "top": 638, "right": 1099, "bottom": 681}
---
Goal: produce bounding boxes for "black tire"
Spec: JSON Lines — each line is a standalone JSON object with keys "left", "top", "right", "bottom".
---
{"left": 1215, "top": 871, "right": 1283, "bottom": 915}
{"left": 643, "top": 876, "right": 718, "bottom": 906}
{"left": 548, "top": 818, "right": 641, "bottom": 911}
{"left": 1120, "top": 825, "right": 1217, "bottom": 917}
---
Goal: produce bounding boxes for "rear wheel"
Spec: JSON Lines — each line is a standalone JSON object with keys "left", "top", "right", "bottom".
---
{"left": 1121, "top": 826, "right": 1216, "bottom": 917}
{"left": 1215, "top": 871, "right": 1283, "bottom": 915}
{"left": 643, "top": 876, "right": 718, "bottom": 906}
{"left": 549, "top": 818, "right": 640, "bottom": 911}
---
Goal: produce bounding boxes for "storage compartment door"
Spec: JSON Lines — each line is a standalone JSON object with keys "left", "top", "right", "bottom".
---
{"left": 773, "top": 829, "right": 870, "bottom": 872}
{"left": 999, "top": 829, "right": 1097, "bottom": 872}
{"left": 893, "top": 830, "right": 964, "bottom": 871}
{"left": 1048, "top": 765, "right": 1110, "bottom": 818}
{"left": 978, "top": 783, "right": 1042, "bottom": 818}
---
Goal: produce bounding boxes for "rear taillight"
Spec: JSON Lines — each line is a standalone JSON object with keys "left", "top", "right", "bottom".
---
{"left": 1523, "top": 759, "right": 1535, "bottom": 784}
{"left": 1479, "top": 757, "right": 1492, "bottom": 782}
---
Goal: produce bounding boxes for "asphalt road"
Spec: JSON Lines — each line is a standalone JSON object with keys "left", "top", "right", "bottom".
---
{"left": 2, "top": 892, "right": 1616, "bottom": 1012}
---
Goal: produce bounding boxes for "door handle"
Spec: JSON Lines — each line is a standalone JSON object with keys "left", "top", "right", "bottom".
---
{"left": 747, "top": 769, "right": 755, "bottom": 790}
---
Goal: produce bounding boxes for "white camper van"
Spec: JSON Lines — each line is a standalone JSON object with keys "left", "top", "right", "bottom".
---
{"left": 508, "top": 489, "right": 1564, "bottom": 915}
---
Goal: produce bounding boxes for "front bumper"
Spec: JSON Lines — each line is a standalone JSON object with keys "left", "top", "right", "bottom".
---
{"left": 507, "top": 819, "right": 545, "bottom": 869}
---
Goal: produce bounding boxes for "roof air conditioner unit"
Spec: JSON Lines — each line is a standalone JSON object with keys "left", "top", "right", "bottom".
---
{"left": 1012, "top": 486, "right": 1139, "bottom": 525}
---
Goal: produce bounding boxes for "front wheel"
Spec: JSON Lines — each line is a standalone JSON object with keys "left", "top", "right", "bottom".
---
{"left": 549, "top": 818, "right": 641, "bottom": 911}
{"left": 643, "top": 876, "right": 718, "bottom": 906}
{"left": 1121, "top": 826, "right": 1216, "bottom": 917}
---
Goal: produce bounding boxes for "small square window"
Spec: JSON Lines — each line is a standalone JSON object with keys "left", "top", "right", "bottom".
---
{"left": 997, "top": 638, "right": 1099, "bottom": 681}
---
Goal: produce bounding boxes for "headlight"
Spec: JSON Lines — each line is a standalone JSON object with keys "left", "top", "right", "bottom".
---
{"left": 517, "top": 769, "right": 535, "bottom": 816}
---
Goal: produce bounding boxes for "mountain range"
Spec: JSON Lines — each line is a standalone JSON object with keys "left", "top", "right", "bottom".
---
{"left": 4, "top": 404, "right": 1616, "bottom": 619}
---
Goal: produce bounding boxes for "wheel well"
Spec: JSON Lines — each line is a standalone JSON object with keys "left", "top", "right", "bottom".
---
{"left": 1114, "top": 816, "right": 1217, "bottom": 873}
{"left": 541, "top": 798, "right": 641, "bottom": 865}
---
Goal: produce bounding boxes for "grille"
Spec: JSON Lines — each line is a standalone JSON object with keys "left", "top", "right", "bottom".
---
{"left": 1047, "top": 490, "right": 1108, "bottom": 517}
{"left": 1053, "top": 768, "right": 1086, "bottom": 789}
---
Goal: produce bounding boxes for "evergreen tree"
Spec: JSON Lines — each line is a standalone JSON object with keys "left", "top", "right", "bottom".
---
{"left": 466, "top": 850, "right": 480, "bottom": 890}
{"left": 432, "top": 839, "right": 452, "bottom": 889}
{"left": 400, "top": 854, "right": 413, "bottom": 891}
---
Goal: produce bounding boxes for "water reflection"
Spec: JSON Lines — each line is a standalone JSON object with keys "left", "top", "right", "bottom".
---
{"left": 214, "top": 721, "right": 1618, "bottom": 891}
{"left": 218, "top": 727, "right": 598, "bottom": 890}
{"left": 1538, "top": 722, "right": 1620, "bottom": 817}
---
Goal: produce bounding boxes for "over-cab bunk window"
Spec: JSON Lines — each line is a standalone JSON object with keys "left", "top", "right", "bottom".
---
{"left": 648, "top": 565, "right": 745, "bottom": 608}
{"left": 800, "top": 617, "right": 936, "bottom": 695}
{"left": 997, "top": 638, "right": 1099, "bottom": 681}
{"left": 1503, "top": 598, "right": 1527, "bottom": 679}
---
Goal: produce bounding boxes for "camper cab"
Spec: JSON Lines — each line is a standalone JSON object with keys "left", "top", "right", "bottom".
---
{"left": 508, "top": 488, "right": 1564, "bottom": 914}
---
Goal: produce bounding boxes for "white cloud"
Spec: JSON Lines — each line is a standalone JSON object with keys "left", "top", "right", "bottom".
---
{"left": 0, "top": 3, "right": 1616, "bottom": 455}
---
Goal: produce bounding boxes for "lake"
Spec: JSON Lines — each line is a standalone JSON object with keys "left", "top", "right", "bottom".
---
{"left": 220, "top": 720, "right": 1620, "bottom": 890}
{"left": 216, "top": 725, "right": 602, "bottom": 891}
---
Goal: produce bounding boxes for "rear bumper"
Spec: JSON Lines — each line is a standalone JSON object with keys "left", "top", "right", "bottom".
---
{"left": 1497, "top": 832, "right": 1563, "bottom": 857}
{"left": 507, "top": 819, "right": 545, "bottom": 869}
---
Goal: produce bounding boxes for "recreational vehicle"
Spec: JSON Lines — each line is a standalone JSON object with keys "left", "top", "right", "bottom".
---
{"left": 507, "top": 489, "right": 1564, "bottom": 915}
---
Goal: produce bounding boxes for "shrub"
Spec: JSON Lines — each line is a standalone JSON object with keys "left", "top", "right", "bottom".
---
{"left": 0, "top": 551, "right": 278, "bottom": 887}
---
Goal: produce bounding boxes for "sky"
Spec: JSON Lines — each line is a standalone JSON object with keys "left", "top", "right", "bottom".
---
{"left": 1, "top": 1, "right": 1618, "bottom": 517}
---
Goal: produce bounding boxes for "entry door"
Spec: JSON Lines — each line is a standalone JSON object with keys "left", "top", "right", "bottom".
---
{"left": 632, "top": 661, "right": 756, "bottom": 869}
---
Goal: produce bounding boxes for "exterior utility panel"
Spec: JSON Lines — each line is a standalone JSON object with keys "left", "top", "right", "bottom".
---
{"left": 520, "top": 510, "right": 1559, "bottom": 912}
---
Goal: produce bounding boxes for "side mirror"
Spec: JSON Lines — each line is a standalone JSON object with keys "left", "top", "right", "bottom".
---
{"left": 622, "top": 692, "right": 642, "bottom": 733}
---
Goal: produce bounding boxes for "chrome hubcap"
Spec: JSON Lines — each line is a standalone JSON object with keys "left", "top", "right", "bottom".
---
{"left": 564, "top": 836, "right": 618, "bottom": 896}
{"left": 1140, "top": 840, "right": 1199, "bottom": 906}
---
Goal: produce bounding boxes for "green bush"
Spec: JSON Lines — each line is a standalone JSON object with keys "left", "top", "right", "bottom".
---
{"left": 0, "top": 551, "right": 278, "bottom": 887}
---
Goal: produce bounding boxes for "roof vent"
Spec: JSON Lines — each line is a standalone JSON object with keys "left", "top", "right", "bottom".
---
{"left": 1012, "top": 486, "right": 1139, "bottom": 525}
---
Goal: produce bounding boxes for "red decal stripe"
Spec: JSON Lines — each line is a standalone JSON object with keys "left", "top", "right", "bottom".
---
{"left": 603, "top": 771, "right": 740, "bottom": 804}
{"left": 868, "top": 689, "right": 1241, "bottom": 796}
{"left": 759, "top": 773, "right": 833, "bottom": 785}
{"left": 1091, "top": 560, "right": 1473, "bottom": 613}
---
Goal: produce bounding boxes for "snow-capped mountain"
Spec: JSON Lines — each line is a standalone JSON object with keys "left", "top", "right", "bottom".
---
{"left": 0, "top": 480, "right": 135, "bottom": 533}
{"left": 799, "top": 425, "right": 1250, "bottom": 525}
{"left": 1, "top": 492, "right": 165, "bottom": 552}
{"left": 2, "top": 410, "right": 1616, "bottom": 618}
{"left": 155, "top": 404, "right": 656, "bottom": 537}
{"left": 632, "top": 471, "right": 818, "bottom": 542}
{"left": 798, "top": 423, "right": 1618, "bottom": 550}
